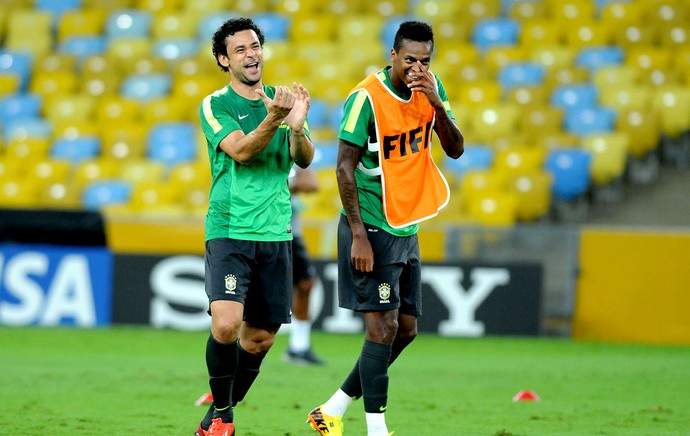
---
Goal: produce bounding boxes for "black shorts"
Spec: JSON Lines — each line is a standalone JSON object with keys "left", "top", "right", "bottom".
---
{"left": 292, "top": 235, "right": 316, "bottom": 285}
{"left": 205, "top": 238, "right": 292, "bottom": 325}
{"left": 337, "top": 214, "right": 422, "bottom": 315}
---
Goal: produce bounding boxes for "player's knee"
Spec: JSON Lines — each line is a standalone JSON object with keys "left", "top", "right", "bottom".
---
{"left": 211, "top": 319, "right": 241, "bottom": 343}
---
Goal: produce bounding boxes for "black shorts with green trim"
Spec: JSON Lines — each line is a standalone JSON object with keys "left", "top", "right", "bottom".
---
{"left": 337, "top": 215, "right": 422, "bottom": 315}
{"left": 205, "top": 238, "right": 292, "bottom": 325}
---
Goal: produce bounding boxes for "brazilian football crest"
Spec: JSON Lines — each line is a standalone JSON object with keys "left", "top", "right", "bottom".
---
{"left": 378, "top": 283, "right": 391, "bottom": 303}
{"left": 225, "top": 274, "right": 237, "bottom": 294}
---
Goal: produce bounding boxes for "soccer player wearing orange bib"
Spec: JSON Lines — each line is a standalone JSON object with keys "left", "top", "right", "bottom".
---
{"left": 307, "top": 21, "right": 463, "bottom": 436}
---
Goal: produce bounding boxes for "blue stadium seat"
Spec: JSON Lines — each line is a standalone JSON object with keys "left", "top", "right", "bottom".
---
{"left": 0, "top": 50, "right": 34, "bottom": 91}
{"left": 3, "top": 117, "right": 52, "bottom": 142}
{"left": 0, "top": 93, "right": 42, "bottom": 124}
{"left": 498, "top": 62, "right": 546, "bottom": 93}
{"left": 564, "top": 106, "right": 617, "bottom": 136}
{"left": 550, "top": 84, "right": 599, "bottom": 111}
{"left": 197, "top": 11, "right": 239, "bottom": 42}
{"left": 307, "top": 98, "right": 331, "bottom": 129}
{"left": 253, "top": 13, "right": 290, "bottom": 41}
{"left": 381, "top": 15, "right": 417, "bottom": 47}
{"left": 152, "top": 38, "right": 199, "bottom": 62}
{"left": 443, "top": 144, "right": 494, "bottom": 179}
{"left": 51, "top": 136, "right": 101, "bottom": 163}
{"left": 575, "top": 46, "right": 624, "bottom": 73}
{"left": 120, "top": 73, "right": 172, "bottom": 101}
{"left": 471, "top": 18, "right": 520, "bottom": 52}
{"left": 310, "top": 142, "right": 338, "bottom": 169}
{"left": 36, "top": 0, "right": 82, "bottom": 22}
{"left": 147, "top": 122, "right": 197, "bottom": 166}
{"left": 82, "top": 179, "right": 133, "bottom": 210}
{"left": 105, "top": 9, "right": 153, "bottom": 39}
{"left": 59, "top": 36, "right": 107, "bottom": 61}
{"left": 545, "top": 148, "right": 592, "bottom": 201}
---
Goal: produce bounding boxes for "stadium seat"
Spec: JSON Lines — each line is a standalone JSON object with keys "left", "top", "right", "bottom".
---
{"left": 508, "top": 170, "right": 553, "bottom": 222}
{"left": 509, "top": 0, "right": 547, "bottom": 20}
{"left": 43, "top": 94, "right": 98, "bottom": 124}
{"left": 336, "top": 15, "right": 384, "bottom": 46}
{"left": 29, "top": 159, "right": 73, "bottom": 185}
{"left": 656, "top": 23, "right": 689, "bottom": 49}
{"left": 0, "top": 74, "right": 20, "bottom": 95}
{"left": 128, "top": 181, "right": 179, "bottom": 211}
{"left": 39, "top": 54, "right": 77, "bottom": 74}
{"left": 40, "top": 179, "right": 83, "bottom": 209}
{"left": 550, "top": 83, "right": 599, "bottom": 112}
{"left": 58, "top": 8, "right": 107, "bottom": 41}
{"left": 472, "top": 18, "right": 520, "bottom": 52}
{"left": 528, "top": 45, "right": 577, "bottom": 75}
{"left": 564, "top": 106, "right": 617, "bottom": 137}
{"left": 196, "top": 11, "right": 239, "bottom": 42}
{"left": 50, "top": 136, "right": 101, "bottom": 163}
{"left": 599, "top": 84, "right": 652, "bottom": 112}
{"left": 101, "top": 123, "right": 149, "bottom": 160}
{"left": 581, "top": 132, "right": 629, "bottom": 185}
{"left": 0, "top": 93, "right": 42, "bottom": 124}
{"left": 564, "top": 23, "right": 612, "bottom": 50}
{"left": 470, "top": 103, "right": 521, "bottom": 143}
{"left": 119, "top": 159, "right": 167, "bottom": 184}
{"left": 169, "top": 161, "right": 211, "bottom": 188}
{"left": 74, "top": 159, "right": 121, "bottom": 188}
{"left": 592, "top": 65, "right": 640, "bottom": 90}
{"left": 493, "top": 145, "right": 547, "bottom": 177}
{"left": 141, "top": 97, "right": 187, "bottom": 125}
{"left": 600, "top": 1, "right": 643, "bottom": 35}
{"left": 442, "top": 144, "right": 494, "bottom": 183}
{"left": 454, "top": 81, "right": 502, "bottom": 107}
{"left": 82, "top": 179, "right": 133, "bottom": 210}
{"left": 520, "top": 19, "right": 562, "bottom": 47}
{"left": 29, "top": 71, "right": 79, "bottom": 100}
{"left": 96, "top": 96, "right": 143, "bottom": 125}
{"left": 289, "top": 15, "right": 337, "bottom": 43}
{"left": 612, "top": 23, "right": 656, "bottom": 49}
{"left": 4, "top": 137, "right": 51, "bottom": 162}
{"left": 575, "top": 46, "right": 624, "bottom": 73}
{"left": 506, "top": 85, "right": 548, "bottom": 108}
{"left": 617, "top": 108, "right": 660, "bottom": 159}
{"left": 625, "top": 45, "right": 672, "bottom": 71}
{"left": 652, "top": 85, "right": 690, "bottom": 138}
{"left": 380, "top": 15, "right": 417, "bottom": 47}
{"left": 147, "top": 122, "right": 198, "bottom": 166}
{"left": 468, "top": 190, "right": 520, "bottom": 227}
{"left": 151, "top": 38, "right": 199, "bottom": 63}
{"left": 547, "top": 0, "right": 596, "bottom": 24}
{"left": 253, "top": 12, "right": 290, "bottom": 41}
{"left": 0, "top": 177, "right": 41, "bottom": 208}
{"left": 484, "top": 46, "right": 527, "bottom": 77}
{"left": 544, "top": 148, "right": 592, "bottom": 201}
{"left": 120, "top": 73, "right": 172, "bottom": 102}
{"left": 497, "top": 62, "right": 546, "bottom": 94}
{"left": 106, "top": 37, "right": 153, "bottom": 65}
{"left": 3, "top": 117, "right": 53, "bottom": 142}
{"left": 105, "top": 9, "right": 153, "bottom": 39}
{"left": 36, "top": 0, "right": 81, "bottom": 19}
{"left": 0, "top": 50, "right": 33, "bottom": 91}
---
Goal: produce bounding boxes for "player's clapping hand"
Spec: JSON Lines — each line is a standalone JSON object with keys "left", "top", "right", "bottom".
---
{"left": 408, "top": 61, "right": 443, "bottom": 109}
{"left": 256, "top": 85, "right": 294, "bottom": 120}
{"left": 284, "top": 82, "right": 310, "bottom": 132}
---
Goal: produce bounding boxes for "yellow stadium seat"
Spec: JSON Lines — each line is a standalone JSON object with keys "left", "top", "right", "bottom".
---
{"left": 471, "top": 103, "right": 521, "bottom": 144}
{"left": 5, "top": 138, "right": 51, "bottom": 162}
{"left": 546, "top": 0, "right": 596, "bottom": 25}
{"left": 640, "top": 0, "right": 688, "bottom": 26}
{"left": 170, "top": 161, "right": 211, "bottom": 188}
{"left": 29, "top": 71, "right": 79, "bottom": 100}
{"left": 233, "top": 0, "right": 272, "bottom": 14}
{"left": 493, "top": 145, "right": 547, "bottom": 177}
{"left": 459, "top": 168, "right": 508, "bottom": 212}
{"left": 58, "top": 8, "right": 107, "bottom": 41}
{"left": 289, "top": 15, "right": 337, "bottom": 43}
{"left": 83, "top": 0, "right": 134, "bottom": 9}
{"left": 520, "top": 19, "right": 562, "bottom": 47}
{"left": 544, "top": 66, "right": 589, "bottom": 91}
{"left": 142, "top": 97, "right": 187, "bottom": 125}
{"left": 44, "top": 94, "right": 98, "bottom": 124}
{"left": 508, "top": 170, "right": 553, "bottom": 222}
{"left": 7, "top": 9, "right": 51, "bottom": 39}
{"left": 431, "top": 16, "right": 473, "bottom": 42}
{"left": 506, "top": 85, "right": 548, "bottom": 108}
{"left": 535, "top": 131, "right": 580, "bottom": 150}
{"left": 39, "top": 54, "right": 77, "bottom": 74}
{"left": 564, "top": 22, "right": 612, "bottom": 50}
{"left": 510, "top": 1, "right": 547, "bottom": 20}
{"left": 0, "top": 74, "right": 20, "bottom": 95}
{"left": 436, "top": 43, "right": 480, "bottom": 69}
{"left": 484, "top": 46, "right": 527, "bottom": 77}
{"left": 612, "top": 23, "right": 656, "bottom": 49}
{"left": 360, "top": 0, "right": 409, "bottom": 17}
{"left": 625, "top": 45, "right": 672, "bottom": 71}
{"left": 469, "top": 190, "right": 520, "bottom": 227}
{"left": 136, "top": 0, "right": 185, "bottom": 13}
{"left": 179, "top": 183, "right": 209, "bottom": 214}
{"left": 183, "top": 0, "right": 225, "bottom": 13}
{"left": 101, "top": 124, "right": 149, "bottom": 161}
{"left": 0, "top": 177, "right": 41, "bottom": 209}
{"left": 151, "top": 10, "right": 199, "bottom": 39}
{"left": 599, "top": 84, "right": 653, "bottom": 112}
{"left": 119, "top": 159, "right": 167, "bottom": 184}
{"left": 616, "top": 108, "right": 661, "bottom": 158}
{"left": 74, "top": 159, "right": 121, "bottom": 188}
{"left": 29, "top": 160, "right": 73, "bottom": 185}
{"left": 274, "top": 0, "right": 322, "bottom": 15}
{"left": 106, "top": 37, "right": 153, "bottom": 64}
{"left": 581, "top": 132, "right": 630, "bottom": 185}
{"left": 529, "top": 45, "right": 576, "bottom": 72}
{"left": 128, "top": 181, "right": 179, "bottom": 210}
{"left": 652, "top": 85, "right": 690, "bottom": 138}
{"left": 592, "top": 65, "right": 640, "bottom": 90}
{"left": 96, "top": 96, "right": 143, "bottom": 126}
{"left": 172, "top": 73, "right": 225, "bottom": 103}
{"left": 671, "top": 46, "right": 690, "bottom": 78}
{"left": 454, "top": 81, "right": 502, "bottom": 108}
{"left": 655, "top": 23, "right": 689, "bottom": 48}
{"left": 40, "top": 180, "right": 83, "bottom": 209}
{"left": 81, "top": 73, "right": 123, "bottom": 97}
{"left": 336, "top": 15, "right": 384, "bottom": 45}
{"left": 53, "top": 120, "right": 100, "bottom": 140}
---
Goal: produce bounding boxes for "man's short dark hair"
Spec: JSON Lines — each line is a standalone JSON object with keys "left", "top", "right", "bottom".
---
{"left": 212, "top": 17, "right": 265, "bottom": 72}
{"left": 393, "top": 21, "right": 434, "bottom": 53}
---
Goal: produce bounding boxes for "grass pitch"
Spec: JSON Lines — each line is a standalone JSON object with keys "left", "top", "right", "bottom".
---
{"left": 1, "top": 326, "right": 688, "bottom": 435}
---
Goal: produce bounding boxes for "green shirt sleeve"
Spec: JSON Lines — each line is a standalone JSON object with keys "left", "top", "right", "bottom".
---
{"left": 199, "top": 90, "right": 242, "bottom": 150}
{"left": 337, "top": 89, "right": 373, "bottom": 148}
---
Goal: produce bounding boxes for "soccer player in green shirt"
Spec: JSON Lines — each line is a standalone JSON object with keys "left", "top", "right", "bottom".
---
{"left": 195, "top": 17, "right": 314, "bottom": 436}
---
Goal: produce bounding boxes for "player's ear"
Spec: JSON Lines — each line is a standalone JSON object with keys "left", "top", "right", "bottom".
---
{"left": 218, "top": 54, "right": 230, "bottom": 68}
{"left": 390, "top": 48, "right": 397, "bottom": 62}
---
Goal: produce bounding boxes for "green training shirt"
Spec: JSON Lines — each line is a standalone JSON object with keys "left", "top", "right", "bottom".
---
{"left": 200, "top": 84, "right": 304, "bottom": 242}
{"left": 337, "top": 67, "right": 455, "bottom": 237}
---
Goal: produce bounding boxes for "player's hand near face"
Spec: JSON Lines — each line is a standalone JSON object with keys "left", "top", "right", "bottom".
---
{"left": 408, "top": 61, "right": 443, "bottom": 110}
{"left": 256, "top": 85, "right": 294, "bottom": 120}
{"left": 284, "top": 82, "right": 310, "bottom": 132}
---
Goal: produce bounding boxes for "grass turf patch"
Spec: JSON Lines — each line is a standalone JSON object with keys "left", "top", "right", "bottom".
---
{"left": 1, "top": 326, "right": 688, "bottom": 435}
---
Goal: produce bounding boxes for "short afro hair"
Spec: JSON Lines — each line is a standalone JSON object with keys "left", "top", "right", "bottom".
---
{"left": 393, "top": 21, "right": 434, "bottom": 53}
{"left": 211, "top": 17, "right": 265, "bottom": 72}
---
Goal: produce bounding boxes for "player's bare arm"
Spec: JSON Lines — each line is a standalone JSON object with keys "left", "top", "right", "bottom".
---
{"left": 218, "top": 85, "right": 294, "bottom": 164}
{"left": 336, "top": 140, "right": 374, "bottom": 272}
{"left": 409, "top": 61, "right": 464, "bottom": 159}
{"left": 286, "top": 82, "right": 315, "bottom": 168}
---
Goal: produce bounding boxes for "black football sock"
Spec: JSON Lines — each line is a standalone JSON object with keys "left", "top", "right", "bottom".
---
{"left": 231, "top": 342, "right": 265, "bottom": 406}
{"left": 359, "top": 340, "right": 392, "bottom": 414}
{"left": 206, "top": 334, "right": 239, "bottom": 422}
{"left": 201, "top": 403, "right": 214, "bottom": 430}
{"left": 341, "top": 336, "right": 407, "bottom": 399}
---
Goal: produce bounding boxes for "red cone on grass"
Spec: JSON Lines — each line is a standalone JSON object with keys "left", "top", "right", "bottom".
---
{"left": 512, "top": 390, "right": 540, "bottom": 402}
{"left": 195, "top": 392, "right": 214, "bottom": 406}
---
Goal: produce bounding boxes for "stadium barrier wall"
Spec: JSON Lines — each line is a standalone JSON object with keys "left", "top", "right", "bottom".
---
{"left": 573, "top": 228, "right": 690, "bottom": 346}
